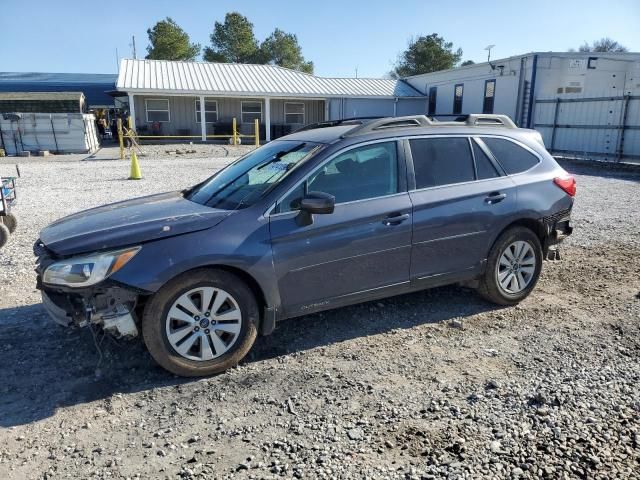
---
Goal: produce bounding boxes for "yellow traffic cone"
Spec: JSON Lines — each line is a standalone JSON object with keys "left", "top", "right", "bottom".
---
{"left": 129, "top": 151, "right": 142, "bottom": 180}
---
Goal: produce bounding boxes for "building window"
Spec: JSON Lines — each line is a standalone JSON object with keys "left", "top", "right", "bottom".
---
{"left": 241, "top": 101, "right": 262, "bottom": 123}
{"left": 428, "top": 87, "right": 437, "bottom": 115}
{"left": 195, "top": 99, "right": 218, "bottom": 123}
{"left": 453, "top": 84, "right": 463, "bottom": 115}
{"left": 483, "top": 80, "right": 496, "bottom": 114}
{"left": 145, "top": 98, "right": 170, "bottom": 122}
{"left": 284, "top": 102, "right": 305, "bottom": 124}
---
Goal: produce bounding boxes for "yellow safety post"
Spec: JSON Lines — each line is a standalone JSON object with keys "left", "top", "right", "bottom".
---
{"left": 129, "top": 151, "right": 142, "bottom": 180}
{"left": 232, "top": 117, "right": 238, "bottom": 146}
{"left": 117, "top": 118, "right": 124, "bottom": 160}
{"left": 254, "top": 118, "right": 260, "bottom": 146}
{"left": 127, "top": 116, "right": 133, "bottom": 130}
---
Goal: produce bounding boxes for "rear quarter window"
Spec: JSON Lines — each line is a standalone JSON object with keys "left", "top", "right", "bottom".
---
{"left": 482, "top": 137, "right": 540, "bottom": 174}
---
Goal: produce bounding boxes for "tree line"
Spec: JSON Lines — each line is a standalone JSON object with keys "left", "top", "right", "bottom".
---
{"left": 144, "top": 13, "right": 629, "bottom": 77}
{"left": 146, "top": 13, "right": 313, "bottom": 73}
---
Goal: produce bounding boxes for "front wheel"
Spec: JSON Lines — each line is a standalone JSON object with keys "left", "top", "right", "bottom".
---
{"left": 1, "top": 213, "right": 17, "bottom": 233}
{"left": 0, "top": 223, "right": 9, "bottom": 249}
{"left": 142, "top": 269, "right": 258, "bottom": 377}
{"left": 476, "top": 227, "right": 543, "bottom": 305}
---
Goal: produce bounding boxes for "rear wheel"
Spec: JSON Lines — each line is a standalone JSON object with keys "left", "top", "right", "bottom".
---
{"left": 142, "top": 269, "right": 258, "bottom": 377}
{"left": 477, "top": 227, "right": 543, "bottom": 305}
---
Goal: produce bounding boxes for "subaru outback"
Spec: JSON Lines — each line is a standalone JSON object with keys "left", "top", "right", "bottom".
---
{"left": 35, "top": 114, "right": 575, "bottom": 377}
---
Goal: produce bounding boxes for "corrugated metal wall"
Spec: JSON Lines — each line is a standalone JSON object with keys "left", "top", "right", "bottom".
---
{"left": 326, "top": 98, "right": 426, "bottom": 120}
{"left": 530, "top": 55, "right": 640, "bottom": 162}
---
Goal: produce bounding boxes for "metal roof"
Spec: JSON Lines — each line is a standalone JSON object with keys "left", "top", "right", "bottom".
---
{"left": 0, "top": 72, "right": 118, "bottom": 107}
{"left": 116, "top": 59, "right": 423, "bottom": 98}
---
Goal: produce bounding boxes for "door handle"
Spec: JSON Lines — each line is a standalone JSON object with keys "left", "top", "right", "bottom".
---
{"left": 383, "top": 213, "right": 410, "bottom": 226}
{"left": 485, "top": 192, "right": 507, "bottom": 204}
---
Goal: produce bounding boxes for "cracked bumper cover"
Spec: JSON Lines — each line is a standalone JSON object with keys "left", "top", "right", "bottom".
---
{"left": 38, "top": 280, "right": 141, "bottom": 338}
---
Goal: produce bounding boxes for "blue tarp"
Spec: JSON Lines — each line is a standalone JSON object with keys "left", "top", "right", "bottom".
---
{"left": 0, "top": 72, "right": 118, "bottom": 108}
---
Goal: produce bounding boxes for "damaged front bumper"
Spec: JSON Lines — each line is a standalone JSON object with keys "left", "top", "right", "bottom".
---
{"left": 37, "top": 273, "right": 143, "bottom": 338}
{"left": 35, "top": 240, "right": 146, "bottom": 338}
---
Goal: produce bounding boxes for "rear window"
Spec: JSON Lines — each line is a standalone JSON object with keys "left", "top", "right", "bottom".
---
{"left": 482, "top": 137, "right": 539, "bottom": 174}
{"left": 410, "top": 137, "right": 475, "bottom": 188}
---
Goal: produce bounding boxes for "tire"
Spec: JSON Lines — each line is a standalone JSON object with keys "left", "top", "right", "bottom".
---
{"left": 1, "top": 213, "right": 17, "bottom": 233}
{"left": 142, "top": 269, "right": 259, "bottom": 377}
{"left": 0, "top": 223, "right": 9, "bottom": 250}
{"left": 476, "top": 226, "right": 543, "bottom": 305}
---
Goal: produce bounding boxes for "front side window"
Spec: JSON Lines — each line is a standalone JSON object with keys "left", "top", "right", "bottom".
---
{"left": 453, "top": 84, "right": 464, "bottom": 115}
{"left": 241, "top": 101, "right": 262, "bottom": 123}
{"left": 482, "top": 137, "right": 540, "bottom": 174}
{"left": 195, "top": 99, "right": 218, "bottom": 123}
{"left": 410, "top": 137, "right": 475, "bottom": 188}
{"left": 186, "top": 141, "right": 321, "bottom": 210}
{"left": 285, "top": 103, "right": 305, "bottom": 124}
{"left": 278, "top": 141, "right": 399, "bottom": 212}
{"left": 145, "top": 99, "right": 170, "bottom": 122}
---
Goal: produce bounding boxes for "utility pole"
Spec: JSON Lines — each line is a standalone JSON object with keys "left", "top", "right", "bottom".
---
{"left": 355, "top": 66, "right": 358, "bottom": 78}
{"left": 115, "top": 48, "right": 119, "bottom": 71}
{"left": 132, "top": 35, "right": 137, "bottom": 59}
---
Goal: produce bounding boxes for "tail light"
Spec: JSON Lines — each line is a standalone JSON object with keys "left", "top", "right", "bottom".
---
{"left": 554, "top": 175, "right": 576, "bottom": 197}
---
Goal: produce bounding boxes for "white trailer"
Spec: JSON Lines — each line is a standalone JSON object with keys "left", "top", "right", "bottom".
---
{"left": 404, "top": 52, "right": 640, "bottom": 163}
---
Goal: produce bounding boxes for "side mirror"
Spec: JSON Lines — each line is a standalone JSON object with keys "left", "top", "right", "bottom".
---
{"left": 296, "top": 191, "right": 335, "bottom": 226}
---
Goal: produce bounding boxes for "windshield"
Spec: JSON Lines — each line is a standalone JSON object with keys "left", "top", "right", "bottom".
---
{"left": 186, "top": 141, "right": 321, "bottom": 210}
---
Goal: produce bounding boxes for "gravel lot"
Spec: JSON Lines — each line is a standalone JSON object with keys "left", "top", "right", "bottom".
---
{"left": 0, "top": 155, "right": 638, "bottom": 479}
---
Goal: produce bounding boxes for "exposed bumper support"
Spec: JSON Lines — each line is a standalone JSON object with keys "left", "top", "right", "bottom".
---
{"left": 40, "top": 285, "right": 140, "bottom": 338}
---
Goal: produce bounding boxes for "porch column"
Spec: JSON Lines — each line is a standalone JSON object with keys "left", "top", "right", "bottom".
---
{"left": 264, "top": 97, "right": 271, "bottom": 142}
{"left": 199, "top": 95, "right": 206, "bottom": 141}
{"left": 127, "top": 93, "right": 136, "bottom": 130}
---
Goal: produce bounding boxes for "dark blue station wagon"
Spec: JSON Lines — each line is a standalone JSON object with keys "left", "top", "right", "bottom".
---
{"left": 35, "top": 115, "right": 575, "bottom": 376}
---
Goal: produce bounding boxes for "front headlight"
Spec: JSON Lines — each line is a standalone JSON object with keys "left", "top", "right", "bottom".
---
{"left": 43, "top": 246, "right": 141, "bottom": 288}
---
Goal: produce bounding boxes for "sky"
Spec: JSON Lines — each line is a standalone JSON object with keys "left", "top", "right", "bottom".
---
{"left": 1, "top": 0, "right": 639, "bottom": 78}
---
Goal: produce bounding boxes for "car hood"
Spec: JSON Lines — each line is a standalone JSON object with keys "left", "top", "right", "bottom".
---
{"left": 40, "top": 191, "right": 232, "bottom": 256}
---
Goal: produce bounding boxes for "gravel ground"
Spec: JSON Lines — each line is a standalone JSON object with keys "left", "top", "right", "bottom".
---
{"left": 0, "top": 156, "right": 638, "bottom": 479}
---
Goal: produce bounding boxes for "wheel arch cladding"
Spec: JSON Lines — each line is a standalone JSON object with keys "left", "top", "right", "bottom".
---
{"left": 152, "top": 264, "right": 268, "bottom": 327}
{"left": 487, "top": 218, "right": 547, "bottom": 260}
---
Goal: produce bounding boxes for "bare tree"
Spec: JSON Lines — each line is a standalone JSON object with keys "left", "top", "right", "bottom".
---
{"left": 575, "top": 38, "right": 628, "bottom": 53}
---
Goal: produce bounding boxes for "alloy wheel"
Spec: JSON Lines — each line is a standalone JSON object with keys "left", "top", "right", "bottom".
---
{"left": 165, "top": 286, "right": 242, "bottom": 361}
{"left": 495, "top": 240, "right": 537, "bottom": 294}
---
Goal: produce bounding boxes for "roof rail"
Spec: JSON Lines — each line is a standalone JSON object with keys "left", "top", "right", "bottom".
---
{"left": 429, "top": 114, "right": 517, "bottom": 128}
{"left": 465, "top": 114, "right": 517, "bottom": 128}
{"left": 342, "top": 115, "right": 434, "bottom": 137}
{"left": 340, "top": 113, "right": 518, "bottom": 138}
{"left": 294, "top": 116, "right": 383, "bottom": 133}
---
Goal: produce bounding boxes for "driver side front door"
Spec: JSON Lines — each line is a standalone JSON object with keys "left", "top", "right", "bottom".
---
{"left": 269, "top": 140, "right": 413, "bottom": 318}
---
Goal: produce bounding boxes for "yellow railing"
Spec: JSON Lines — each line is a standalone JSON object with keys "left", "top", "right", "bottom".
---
{"left": 118, "top": 117, "right": 260, "bottom": 160}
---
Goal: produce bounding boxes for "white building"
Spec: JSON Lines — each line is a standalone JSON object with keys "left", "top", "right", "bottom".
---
{"left": 405, "top": 52, "right": 640, "bottom": 162}
{"left": 115, "top": 59, "right": 425, "bottom": 142}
